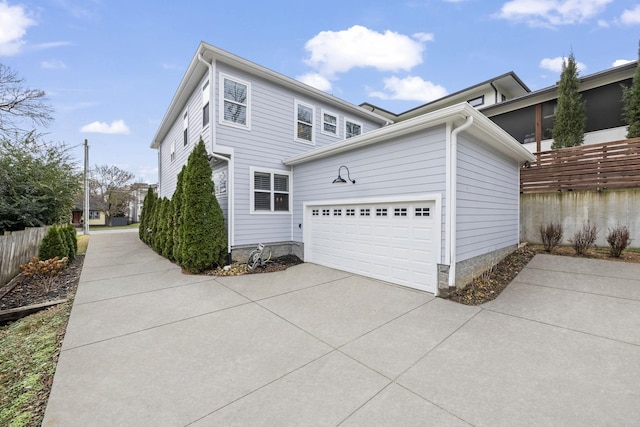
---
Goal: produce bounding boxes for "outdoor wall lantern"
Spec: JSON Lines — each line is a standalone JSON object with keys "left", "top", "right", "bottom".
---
{"left": 332, "top": 165, "right": 356, "bottom": 184}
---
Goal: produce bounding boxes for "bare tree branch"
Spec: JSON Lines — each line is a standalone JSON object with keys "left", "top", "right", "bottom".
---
{"left": 89, "top": 164, "right": 135, "bottom": 226}
{"left": 0, "top": 63, "right": 54, "bottom": 136}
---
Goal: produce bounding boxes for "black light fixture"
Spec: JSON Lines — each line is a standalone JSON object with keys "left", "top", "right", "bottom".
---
{"left": 332, "top": 165, "right": 355, "bottom": 184}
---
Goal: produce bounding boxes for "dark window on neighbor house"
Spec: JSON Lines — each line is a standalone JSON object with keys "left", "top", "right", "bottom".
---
{"left": 183, "top": 111, "right": 188, "bottom": 146}
{"left": 468, "top": 95, "right": 485, "bottom": 107}
{"left": 89, "top": 210, "right": 100, "bottom": 220}
{"left": 203, "top": 81, "right": 210, "bottom": 127}
{"left": 490, "top": 105, "right": 536, "bottom": 144}
{"left": 583, "top": 80, "right": 629, "bottom": 132}
{"left": 542, "top": 100, "right": 556, "bottom": 140}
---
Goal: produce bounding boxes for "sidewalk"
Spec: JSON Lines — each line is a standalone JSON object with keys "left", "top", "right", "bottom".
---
{"left": 43, "top": 232, "right": 640, "bottom": 426}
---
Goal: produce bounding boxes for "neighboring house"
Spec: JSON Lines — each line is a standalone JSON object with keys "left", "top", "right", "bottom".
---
{"left": 127, "top": 183, "right": 156, "bottom": 223}
{"left": 481, "top": 61, "right": 636, "bottom": 153}
{"left": 71, "top": 195, "right": 107, "bottom": 226}
{"left": 151, "top": 42, "right": 534, "bottom": 295}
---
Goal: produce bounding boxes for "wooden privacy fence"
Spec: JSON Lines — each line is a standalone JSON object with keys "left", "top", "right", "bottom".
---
{"left": 520, "top": 138, "right": 640, "bottom": 193}
{"left": 0, "top": 226, "right": 49, "bottom": 287}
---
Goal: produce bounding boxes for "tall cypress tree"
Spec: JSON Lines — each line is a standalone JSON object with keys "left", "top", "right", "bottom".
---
{"left": 623, "top": 42, "right": 640, "bottom": 138}
{"left": 179, "top": 140, "right": 227, "bottom": 273}
{"left": 138, "top": 187, "right": 155, "bottom": 244}
{"left": 552, "top": 53, "right": 586, "bottom": 149}
{"left": 169, "top": 166, "right": 186, "bottom": 263}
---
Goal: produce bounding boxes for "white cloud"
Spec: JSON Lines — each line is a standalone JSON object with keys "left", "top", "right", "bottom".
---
{"left": 539, "top": 56, "right": 586, "bottom": 73}
{"left": 621, "top": 5, "right": 640, "bottom": 24}
{"left": 496, "top": 0, "right": 613, "bottom": 27}
{"left": 303, "top": 25, "right": 427, "bottom": 78}
{"left": 41, "top": 59, "right": 67, "bottom": 69}
{"left": 136, "top": 166, "right": 158, "bottom": 184}
{"left": 161, "top": 63, "right": 179, "bottom": 70}
{"left": 0, "top": 1, "right": 35, "bottom": 56}
{"left": 368, "top": 76, "right": 448, "bottom": 102}
{"left": 613, "top": 59, "right": 633, "bottom": 67}
{"left": 297, "top": 72, "right": 332, "bottom": 92}
{"left": 80, "top": 119, "right": 130, "bottom": 135}
{"left": 413, "top": 32, "right": 434, "bottom": 42}
{"left": 32, "top": 41, "right": 72, "bottom": 50}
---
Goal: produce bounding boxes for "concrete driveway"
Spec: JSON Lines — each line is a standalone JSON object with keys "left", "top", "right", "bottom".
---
{"left": 43, "top": 232, "right": 640, "bottom": 426}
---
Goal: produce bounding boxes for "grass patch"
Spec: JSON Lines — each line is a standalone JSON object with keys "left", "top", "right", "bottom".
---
{"left": 89, "top": 223, "right": 139, "bottom": 231}
{"left": 0, "top": 302, "right": 72, "bottom": 426}
{"left": 0, "top": 235, "right": 88, "bottom": 426}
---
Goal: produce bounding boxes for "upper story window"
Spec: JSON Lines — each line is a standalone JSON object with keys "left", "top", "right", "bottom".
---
{"left": 250, "top": 168, "right": 291, "bottom": 213}
{"left": 468, "top": 95, "right": 485, "bottom": 107}
{"left": 170, "top": 141, "right": 176, "bottom": 161}
{"left": 183, "top": 111, "right": 188, "bottom": 146}
{"left": 295, "top": 100, "right": 314, "bottom": 144}
{"left": 202, "top": 81, "right": 210, "bottom": 127}
{"left": 321, "top": 110, "right": 338, "bottom": 137}
{"left": 220, "top": 74, "right": 250, "bottom": 128}
{"left": 345, "top": 119, "right": 362, "bottom": 139}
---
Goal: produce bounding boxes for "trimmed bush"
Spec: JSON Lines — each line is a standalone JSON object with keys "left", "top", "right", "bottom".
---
{"left": 39, "top": 226, "right": 69, "bottom": 261}
{"left": 539, "top": 222, "right": 563, "bottom": 253}
{"left": 139, "top": 187, "right": 157, "bottom": 245}
{"left": 179, "top": 140, "right": 227, "bottom": 273}
{"left": 64, "top": 223, "right": 78, "bottom": 255}
{"left": 570, "top": 222, "right": 598, "bottom": 255}
{"left": 60, "top": 224, "right": 76, "bottom": 260}
{"left": 153, "top": 198, "right": 170, "bottom": 255}
{"left": 607, "top": 225, "right": 632, "bottom": 258}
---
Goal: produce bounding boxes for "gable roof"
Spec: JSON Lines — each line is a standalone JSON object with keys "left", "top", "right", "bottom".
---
{"left": 151, "top": 42, "right": 392, "bottom": 149}
{"left": 360, "top": 72, "right": 530, "bottom": 122}
{"left": 285, "top": 102, "right": 535, "bottom": 166}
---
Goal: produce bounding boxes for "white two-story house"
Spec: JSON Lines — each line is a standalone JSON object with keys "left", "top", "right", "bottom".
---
{"left": 152, "top": 42, "right": 534, "bottom": 296}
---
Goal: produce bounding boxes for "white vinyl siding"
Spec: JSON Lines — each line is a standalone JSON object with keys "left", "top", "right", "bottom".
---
{"left": 456, "top": 134, "right": 520, "bottom": 261}
{"left": 220, "top": 73, "right": 250, "bottom": 129}
{"left": 183, "top": 111, "right": 188, "bottom": 146}
{"left": 321, "top": 109, "right": 339, "bottom": 137}
{"left": 250, "top": 167, "right": 291, "bottom": 214}
{"left": 295, "top": 100, "right": 314, "bottom": 144}
{"left": 345, "top": 119, "right": 362, "bottom": 138}
{"left": 170, "top": 141, "right": 175, "bottom": 161}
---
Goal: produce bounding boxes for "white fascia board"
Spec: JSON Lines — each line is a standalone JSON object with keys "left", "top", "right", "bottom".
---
{"left": 285, "top": 102, "right": 535, "bottom": 166}
{"left": 151, "top": 42, "right": 391, "bottom": 148}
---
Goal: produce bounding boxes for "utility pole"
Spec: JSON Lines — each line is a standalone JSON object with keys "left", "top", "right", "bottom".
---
{"left": 83, "top": 139, "right": 89, "bottom": 235}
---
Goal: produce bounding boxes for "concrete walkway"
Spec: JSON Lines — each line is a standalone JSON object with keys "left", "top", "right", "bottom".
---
{"left": 43, "top": 232, "right": 640, "bottom": 426}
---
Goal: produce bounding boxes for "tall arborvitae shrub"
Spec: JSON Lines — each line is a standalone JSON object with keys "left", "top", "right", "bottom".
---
{"left": 61, "top": 224, "right": 76, "bottom": 260}
{"left": 180, "top": 140, "right": 227, "bottom": 273}
{"left": 39, "top": 226, "right": 69, "bottom": 261}
{"left": 171, "top": 167, "right": 186, "bottom": 264}
{"left": 64, "top": 223, "right": 78, "bottom": 255}
{"left": 623, "top": 42, "right": 640, "bottom": 138}
{"left": 163, "top": 197, "right": 175, "bottom": 260}
{"left": 154, "top": 198, "right": 169, "bottom": 255}
{"left": 147, "top": 194, "right": 160, "bottom": 248}
{"left": 139, "top": 187, "right": 156, "bottom": 244}
{"left": 552, "top": 53, "right": 586, "bottom": 149}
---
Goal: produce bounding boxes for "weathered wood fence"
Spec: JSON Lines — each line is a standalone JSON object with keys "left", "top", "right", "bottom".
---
{"left": 520, "top": 138, "right": 640, "bottom": 193}
{"left": 0, "top": 227, "right": 49, "bottom": 287}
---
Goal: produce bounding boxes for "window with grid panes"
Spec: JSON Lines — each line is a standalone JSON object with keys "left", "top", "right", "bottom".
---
{"left": 221, "top": 75, "right": 249, "bottom": 127}
{"left": 252, "top": 170, "right": 290, "bottom": 212}
{"left": 295, "top": 101, "right": 314, "bottom": 143}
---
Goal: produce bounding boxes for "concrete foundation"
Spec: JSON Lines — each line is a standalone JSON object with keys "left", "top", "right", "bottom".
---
{"left": 521, "top": 189, "right": 640, "bottom": 248}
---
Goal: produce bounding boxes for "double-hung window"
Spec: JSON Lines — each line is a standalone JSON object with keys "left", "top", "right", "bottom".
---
{"left": 202, "top": 81, "right": 210, "bottom": 127}
{"left": 170, "top": 141, "right": 176, "bottom": 161}
{"left": 345, "top": 119, "right": 362, "bottom": 139}
{"left": 321, "top": 110, "right": 338, "bottom": 137}
{"left": 295, "top": 100, "right": 314, "bottom": 143}
{"left": 251, "top": 168, "right": 291, "bottom": 213}
{"left": 220, "top": 74, "right": 250, "bottom": 128}
{"left": 183, "top": 111, "right": 188, "bottom": 146}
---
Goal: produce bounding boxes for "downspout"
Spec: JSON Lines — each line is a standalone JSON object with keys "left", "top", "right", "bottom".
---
{"left": 448, "top": 115, "right": 474, "bottom": 289}
{"left": 198, "top": 52, "right": 233, "bottom": 264}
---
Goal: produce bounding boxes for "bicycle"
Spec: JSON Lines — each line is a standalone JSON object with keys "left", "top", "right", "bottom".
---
{"left": 247, "top": 243, "right": 272, "bottom": 271}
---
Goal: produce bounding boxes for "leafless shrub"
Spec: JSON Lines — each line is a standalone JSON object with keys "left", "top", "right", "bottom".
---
{"left": 19, "top": 256, "right": 69, "bottom": 293}
{"left": 539, "top": 222, "right": 563, "bottom": 253}
{"left": 607, "top": 225, "right": 632, "bottom": 258}
{"left": 570, "top": 222, "right": 598, "bottom": 255}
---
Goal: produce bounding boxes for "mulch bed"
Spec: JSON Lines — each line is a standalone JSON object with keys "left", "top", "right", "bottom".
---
{"left": 205, "top": 255, "right": 303, "bottom": 276}
{"left": 0, "top": 255, "right": 84, "bottom": 312}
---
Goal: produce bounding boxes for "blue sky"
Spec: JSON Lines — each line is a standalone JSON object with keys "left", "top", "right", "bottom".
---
{"left": 2, "top": 0, "right": 639, "bottom": 183}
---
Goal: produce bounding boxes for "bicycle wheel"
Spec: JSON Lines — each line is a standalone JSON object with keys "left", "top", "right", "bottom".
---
{"left": 247, "top": 249, "right": 261, "bottom": 271}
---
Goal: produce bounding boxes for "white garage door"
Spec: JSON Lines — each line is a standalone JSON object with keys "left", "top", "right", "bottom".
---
{"left": 306, "top": 200, "right": 438, "bottom": 293}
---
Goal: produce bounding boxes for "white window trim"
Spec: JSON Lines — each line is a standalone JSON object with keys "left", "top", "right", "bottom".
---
{"left": 170, "top": 141, "right": 176, "bottom": 162}
{"left": 249, "top": 166, "right": 292, "bottom": 214}
{"left": 344, "top": 118, "right": 363, "bottom": 139}
{"left": 320, "top": 109, "right": 339, "bottom": 138}
{"left": 294, "top": 99, "right": 315, "bottom": 145}
{"left": 219, "top": 72, "right": 251, "bottom": 130}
